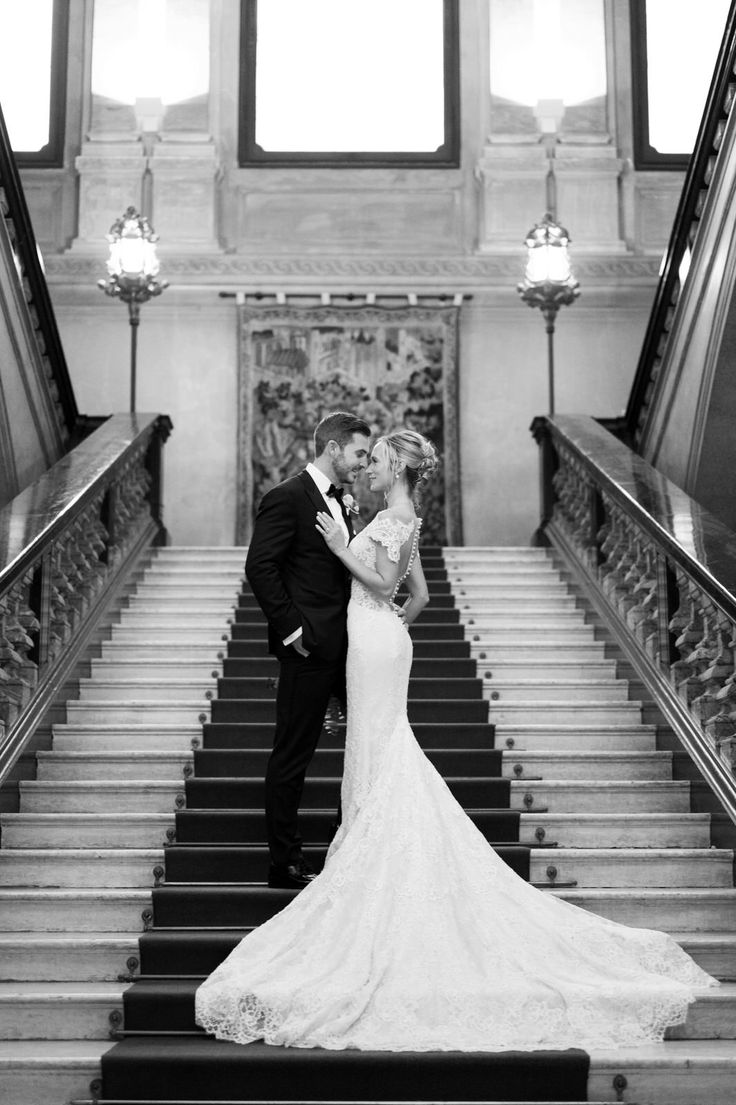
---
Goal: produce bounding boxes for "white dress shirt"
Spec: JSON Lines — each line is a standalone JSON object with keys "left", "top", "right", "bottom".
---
{"left": 283, "top": 464, "right": 349, "bottom": 647}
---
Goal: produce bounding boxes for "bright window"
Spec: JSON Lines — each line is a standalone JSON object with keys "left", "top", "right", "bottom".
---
{"left": 0, "top": 0, "right": 67, "bottom": 164}
{"left": 632, "top": 0, "right": 731, "bottom": 167}
{"left": 239, "top": 0, "right": 459, "bottom": 166}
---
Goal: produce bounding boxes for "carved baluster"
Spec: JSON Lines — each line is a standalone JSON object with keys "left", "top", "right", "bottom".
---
{"left": 675, "top": 591, "right": 718, "bottom": 706}
{"left": 1, "top": 571, "right": 40, "bottom": 707}
{"left": 0, "top": 592, "right": 24, "bottom": 728}
{"left": 691, "top": 615, "right": 735, "bottom": 728}
{"left": 48, "top": 540, "right": 74, "bottom": 659}
{"left": 627, "top": 542, "right": 660, "bottom": 657}
{"left": 700, "top": 623, "right": 736, "bottom": 756}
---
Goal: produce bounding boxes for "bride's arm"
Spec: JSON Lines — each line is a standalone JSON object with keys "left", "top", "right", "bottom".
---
{"left": 315, "top": 512, "right": 401, "bottom": 598}
{"left": 397, "top": 555, "right": 430, "bottom": 626}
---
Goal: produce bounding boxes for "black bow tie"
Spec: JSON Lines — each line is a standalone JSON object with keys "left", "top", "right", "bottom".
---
{"left": 326, "top": 484, "right": 345, "bottom": 502}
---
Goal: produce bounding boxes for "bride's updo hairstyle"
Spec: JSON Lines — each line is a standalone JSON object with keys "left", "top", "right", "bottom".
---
{"left": 377, "top": 428, "right": 439, "bottom": 498}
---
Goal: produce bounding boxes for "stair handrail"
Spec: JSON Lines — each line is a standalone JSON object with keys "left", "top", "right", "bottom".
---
{"left": 532, "top": 413, "right": 736, "bottom": 826}
{"left": 625, "top": 0, "right": 736, "bottom": 445}
{"left": 0, "top": 99, "right": 79, "bottom": 441}
{"left": 0, "top": 412, "right": 172, "bottom": 786}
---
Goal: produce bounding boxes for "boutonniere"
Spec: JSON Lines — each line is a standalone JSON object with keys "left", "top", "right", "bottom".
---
{"left": 342, "top": 494, "right": 360, "bottom": 515}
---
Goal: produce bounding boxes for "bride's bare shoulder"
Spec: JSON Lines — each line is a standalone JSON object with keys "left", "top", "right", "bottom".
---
{"left": 376, "top": 508, "right": 417, "bottom": 527}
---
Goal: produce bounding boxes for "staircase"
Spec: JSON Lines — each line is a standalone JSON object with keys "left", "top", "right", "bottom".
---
{"left": 0, "top": 545, "right": 734, "bottom": 1105}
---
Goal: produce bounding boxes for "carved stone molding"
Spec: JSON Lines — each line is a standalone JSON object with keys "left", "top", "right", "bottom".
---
{"left": 45, "top": 251, "right": 661, "bottom": 285}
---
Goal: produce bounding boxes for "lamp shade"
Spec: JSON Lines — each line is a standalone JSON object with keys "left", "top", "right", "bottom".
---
{"left": 518, "top": 212, "right": 579, "bottom": 316}
{"left": 105, "top": 207, "right": 161, "bottom": 284}
{"left": 522, "top": 214, "right": 575, "bottom": 287}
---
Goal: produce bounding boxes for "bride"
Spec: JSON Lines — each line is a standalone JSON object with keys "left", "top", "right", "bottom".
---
{"left": 195, "top": 428, "right": 717, "bottom": 1052}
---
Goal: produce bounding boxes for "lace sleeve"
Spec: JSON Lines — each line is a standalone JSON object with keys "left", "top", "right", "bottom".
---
{"left": 368, "top": 514, "right": 413, "bottom": 564}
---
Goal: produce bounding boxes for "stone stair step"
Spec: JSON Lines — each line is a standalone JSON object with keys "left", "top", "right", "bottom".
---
{"left": 0, "top": 933, "right": 140, "bottom": 981}
{"left": 125, "top": 598, "right": 238, "bottom": 613}
{"left": 0, "top": 1039, "right": 113, "bottom": 1105}
{"left": 115, "top": 612, "right": 234, "bottom": 627}
{"left": 0, "top": 981, "right": 125, "bottom": 1040}
{"left": 456, "top": 598, "right": 580, "bottom": 614}
{"left": 467, "top": 627, "right": 599, "bottom": 643}
{"left": 152, "top": 547, "right": 246, "bottom": 557}
{"left": 37, "top": 752, "right": 193, "bottom": 781}
{"left": 460, "top": 611, "right": 588, "bottom": 626}
{"left": 107, "top": 629, "right": 230, "bottom": 646}
{"left": 529, "top": 848, "right": 733, "bottom": 889}
{"left": 0, "top": 889, "right": 151, "bottom": 931}
{"left": 19, "top": 781, "right": 183, "bottom": 814}
{"left": 676, "top": 933, "right": 736, "bottom": 981}
{"left": 472, "top": 642, "right": 608, "bottom": 660}
{"left": 444, "top": 546, "right": 553, "bottom": 559}
{"left": 76, "top": 680, "right": 217, "bottom": 703}
{"left": 502, "top": 751, "right": 672, "bottom": 780}
{"left": 90, "top": 660, "right": 224, "bottom": 680}
{"left": 0, "top": 849, "right": 163, "bottom": 887}
{"left": 497, "top": 725, "right": 657, "bottom": 752}
{"left": 447, "top": 567, "right": 563, "bottom": 579}
{"left": 490, "top": 702, "right": 643, "bottom": 725}
{"left": 51, "top": 725, "right": 200, "bottom": 753}
{"left": 481, "top": 659, "right": 618, "bottom": 680}
{"left": 65, "top": 703, "right": 211, "bottom": 725}
{"left": 483, "top": 680, "right": 631, "bottom": 703}
{"left": 552, "top": 888, "right": 736, "bottom": 930}
{"left": 588, "top": 1039, "right": 736, "bottom": 1105}
{"left": 134, "top": 578, "right": 243, "bottom": 589}
{"left": 511, "top": 779, "right": 690, "bottom": 813}
{"left": 99, "top": 643, "right": 227, "bottom": 661}
{"left": 0, "top": 813, "right": 173, "bottom": 849}
{"left": 518, "top": 812, "right": 712, "bottom": 848}
{"left": 667, "top": 983, "right": 736, "bottom": 1038}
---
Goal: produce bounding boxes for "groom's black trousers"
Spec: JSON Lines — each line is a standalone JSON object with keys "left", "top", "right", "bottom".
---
{"left": 266, "top": 648, "right": 347, "bottom": 867}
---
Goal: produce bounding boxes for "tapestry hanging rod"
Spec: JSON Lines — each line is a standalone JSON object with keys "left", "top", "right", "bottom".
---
{"left": 218, "top": 291, "right": 471, "bottom": 306}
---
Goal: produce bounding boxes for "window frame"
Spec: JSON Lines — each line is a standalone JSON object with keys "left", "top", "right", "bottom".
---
{"left": 11, "top": 0, "right": 69, "bottom": 168}
{"left": 237, "top": 0, "right": 460, "bottom": 169}
{"left": 630, "top": 0, "right": 730, "bottom": 171}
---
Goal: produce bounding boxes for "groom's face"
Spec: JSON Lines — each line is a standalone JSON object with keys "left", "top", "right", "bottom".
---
{"left": 332, "top": 433, "right": 370, "bottom": 487}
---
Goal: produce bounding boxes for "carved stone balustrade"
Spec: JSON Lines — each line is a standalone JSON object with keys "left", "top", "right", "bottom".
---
{"left": 532, "top": 414, "right": 736, "bottom": 827}
{"left": 0, "top": 413, "right": 172, "bottom": 786}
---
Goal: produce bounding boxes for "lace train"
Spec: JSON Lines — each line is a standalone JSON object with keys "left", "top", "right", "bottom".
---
{"left": 195, "top": 517, "right": 718, "bottom": 1051}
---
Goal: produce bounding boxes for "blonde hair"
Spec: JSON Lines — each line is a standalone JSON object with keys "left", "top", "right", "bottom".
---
{"left": 376, "top": 428, "right": 439, "bottom": 497}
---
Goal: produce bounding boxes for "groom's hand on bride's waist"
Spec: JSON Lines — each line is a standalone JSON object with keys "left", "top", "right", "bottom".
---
{"left": 391, "top": 603, "right": 408, "bottom": 626}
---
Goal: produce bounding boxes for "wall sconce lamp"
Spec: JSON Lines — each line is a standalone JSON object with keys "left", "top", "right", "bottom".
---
{"left": 517, "top": 103, "right": 579, "bottom": 417}
{"left": 97, "top": 206, "right": 168, "bottom": 414}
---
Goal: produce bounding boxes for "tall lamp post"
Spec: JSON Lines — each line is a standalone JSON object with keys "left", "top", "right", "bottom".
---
{"left": 517, "top": 129, "right": 579, "bottom": 417}
{"left": 98, "top": 207, "right": 168, "bottom": 414}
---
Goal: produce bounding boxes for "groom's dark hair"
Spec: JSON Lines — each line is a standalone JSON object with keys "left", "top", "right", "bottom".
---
{"left": 314, "top": 411, "right": 371, "bottom": 457}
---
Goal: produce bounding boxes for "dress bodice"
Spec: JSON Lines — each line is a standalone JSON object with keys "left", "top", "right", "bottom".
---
{"left": 349, "top": 512, "right": 421, "bottom": 612}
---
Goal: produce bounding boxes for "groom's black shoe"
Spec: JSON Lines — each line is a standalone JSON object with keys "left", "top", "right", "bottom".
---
{"left": 268, "top": 858, "right": 317, "bottom": 890}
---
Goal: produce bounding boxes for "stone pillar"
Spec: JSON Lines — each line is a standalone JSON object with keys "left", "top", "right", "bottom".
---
{"left": 149, "top": 139, "right": 220, "bottom": 251}
{"left": 74, "top": 143, "right": 145, "bottom": 247}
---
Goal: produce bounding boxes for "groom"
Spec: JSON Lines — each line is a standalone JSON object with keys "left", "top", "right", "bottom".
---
{"left": 245, "top": 410, "right": 372, "bottom": 889}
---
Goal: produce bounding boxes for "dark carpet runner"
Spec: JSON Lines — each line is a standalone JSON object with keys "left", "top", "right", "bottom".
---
{"left": 98, "top": 546, "right": 590, "bottom": 1103}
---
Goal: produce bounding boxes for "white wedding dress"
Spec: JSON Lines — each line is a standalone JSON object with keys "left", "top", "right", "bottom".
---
{"left": 195, "top": 513, "right": 717, "bottom": 1052}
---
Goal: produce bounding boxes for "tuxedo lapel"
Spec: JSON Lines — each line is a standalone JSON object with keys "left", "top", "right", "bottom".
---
{"left": 297, "top": 470, "right": 326, "bottom": 517}
{"left": 298, "top": 470, "right": 354, "bottom": 542}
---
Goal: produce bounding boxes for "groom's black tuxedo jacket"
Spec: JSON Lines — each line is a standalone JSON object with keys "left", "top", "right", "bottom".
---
{"left": 245, "top": 470, "right": 352, "bottom": 663}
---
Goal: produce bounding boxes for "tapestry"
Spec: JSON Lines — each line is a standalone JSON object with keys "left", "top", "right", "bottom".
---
{"left": 236, "top": 304, "right": 462, "bottom": 546}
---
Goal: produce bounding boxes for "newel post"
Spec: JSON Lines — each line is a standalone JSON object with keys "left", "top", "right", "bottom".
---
{"left": 146, "top": 415, "right": 174, "bottom": 546}
{"left": 530, "top": 416, "right": 558, "bottom": 545}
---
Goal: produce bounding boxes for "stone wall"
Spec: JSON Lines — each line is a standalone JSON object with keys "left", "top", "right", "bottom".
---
{"left": 32, "top": 0, "right": 684, "bottom": 545}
